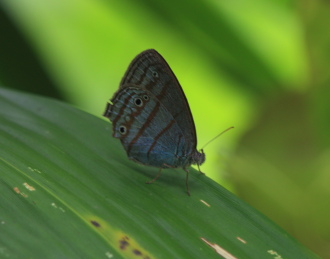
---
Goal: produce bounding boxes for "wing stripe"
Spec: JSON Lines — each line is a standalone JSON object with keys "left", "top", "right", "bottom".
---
{"left": 147, "top": 119, "right": 176, "bottom": 159}
{"left": 127, "top": 82, "right": 169, "bottom": 155}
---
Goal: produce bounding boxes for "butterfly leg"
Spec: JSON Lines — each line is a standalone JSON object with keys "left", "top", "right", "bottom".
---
{"left": 197, "top": 163, "right": 205, "bottom": 175}
{"left": 184, "top": 168, "right": 191, "bottom": 196}
{"left": 146, "top": 168, "right": 163, "bottom": 184}
{"left": 197, "top": 149, "right": 205, "bottom": 175}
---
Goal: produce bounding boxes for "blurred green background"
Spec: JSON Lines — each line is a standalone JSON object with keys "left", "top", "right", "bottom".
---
{"left": 1, "top": 0, "right": 329, "bottom": 257}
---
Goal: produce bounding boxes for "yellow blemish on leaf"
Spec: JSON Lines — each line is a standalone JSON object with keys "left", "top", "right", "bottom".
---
{"left": 236, "top": 237, "right": 247, "bottom": 244}
{"left": 201, "top": 237, "right": 238, "bottom": 259}
{"left": 200, "top": 199, "right": 211, "bottom": 207}
{"left": 23, "top": 182, "right": 36, "bottom": 191}
{"left": 13, "top": 187, "right": 28, "bottom": 198}
{"left": 51, "top": 202, "right": 65, "bottom": 212}
{"left": 268, "top": 250, "right": 283, "bottom": 259}
{"left": 86, "top": 216, "right": 155, "bottom": 259}
{"left": 27, "top": 167, "right": 42, "bottom": 174}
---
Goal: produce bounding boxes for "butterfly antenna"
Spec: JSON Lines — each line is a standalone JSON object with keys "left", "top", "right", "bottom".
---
{"left": 200, "top": 126, "right": 234, "bottom": 150}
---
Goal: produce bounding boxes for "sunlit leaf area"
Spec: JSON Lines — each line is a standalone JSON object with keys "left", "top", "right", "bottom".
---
{"left": 1, "top": 0, "right": 330, "bottom": 258}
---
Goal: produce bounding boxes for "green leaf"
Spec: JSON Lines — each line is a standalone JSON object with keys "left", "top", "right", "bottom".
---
{"left": 0, "top": 88, "right": 319, "bottom": 259}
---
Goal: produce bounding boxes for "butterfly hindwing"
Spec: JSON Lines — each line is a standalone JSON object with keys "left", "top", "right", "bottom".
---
{"left": 108, "top": 86, "right": 192, "bottom": 168}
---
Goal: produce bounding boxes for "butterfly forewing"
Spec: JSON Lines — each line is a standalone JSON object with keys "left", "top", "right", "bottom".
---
{"left": 120, "top": 49, "right": 198, "bottom": 150}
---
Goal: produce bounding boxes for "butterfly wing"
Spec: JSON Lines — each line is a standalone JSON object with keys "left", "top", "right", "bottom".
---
{"left": 119, "top": 49, "right": 198, "bottom": 151}
{"left": 105, "top": 86, "right": 193, "bottom": 168}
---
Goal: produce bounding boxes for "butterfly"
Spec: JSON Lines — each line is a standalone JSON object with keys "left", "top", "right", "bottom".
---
{"left": 104, "top": 49, "right": 205, "bottom": 195}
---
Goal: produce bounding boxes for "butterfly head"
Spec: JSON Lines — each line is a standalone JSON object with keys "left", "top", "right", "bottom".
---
{"left": 193, "top": 149, "right": 206, "bottom": 167}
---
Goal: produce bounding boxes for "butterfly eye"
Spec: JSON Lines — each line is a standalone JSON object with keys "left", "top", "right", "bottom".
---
{"left": 119, "top": 125, "right": 127, "bottom": 135}
{"left": 134, "top": 98, "right": 143, "bottom": 107}
{"left": 143, "top": 95, "right": 149, "bottom": 101}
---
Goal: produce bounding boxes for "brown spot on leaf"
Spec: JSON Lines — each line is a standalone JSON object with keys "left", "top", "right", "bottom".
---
{"left": 91, "top": 220, "right": 101, "bottom": 227}
{"left": 119, "top": 236, "right": 130, "bottom": 250}
{"left": 133, "top": 249, "right": 142, "bottom": 255}
{"left": 117, "top": 234, "right": 153, "bottom": 258}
